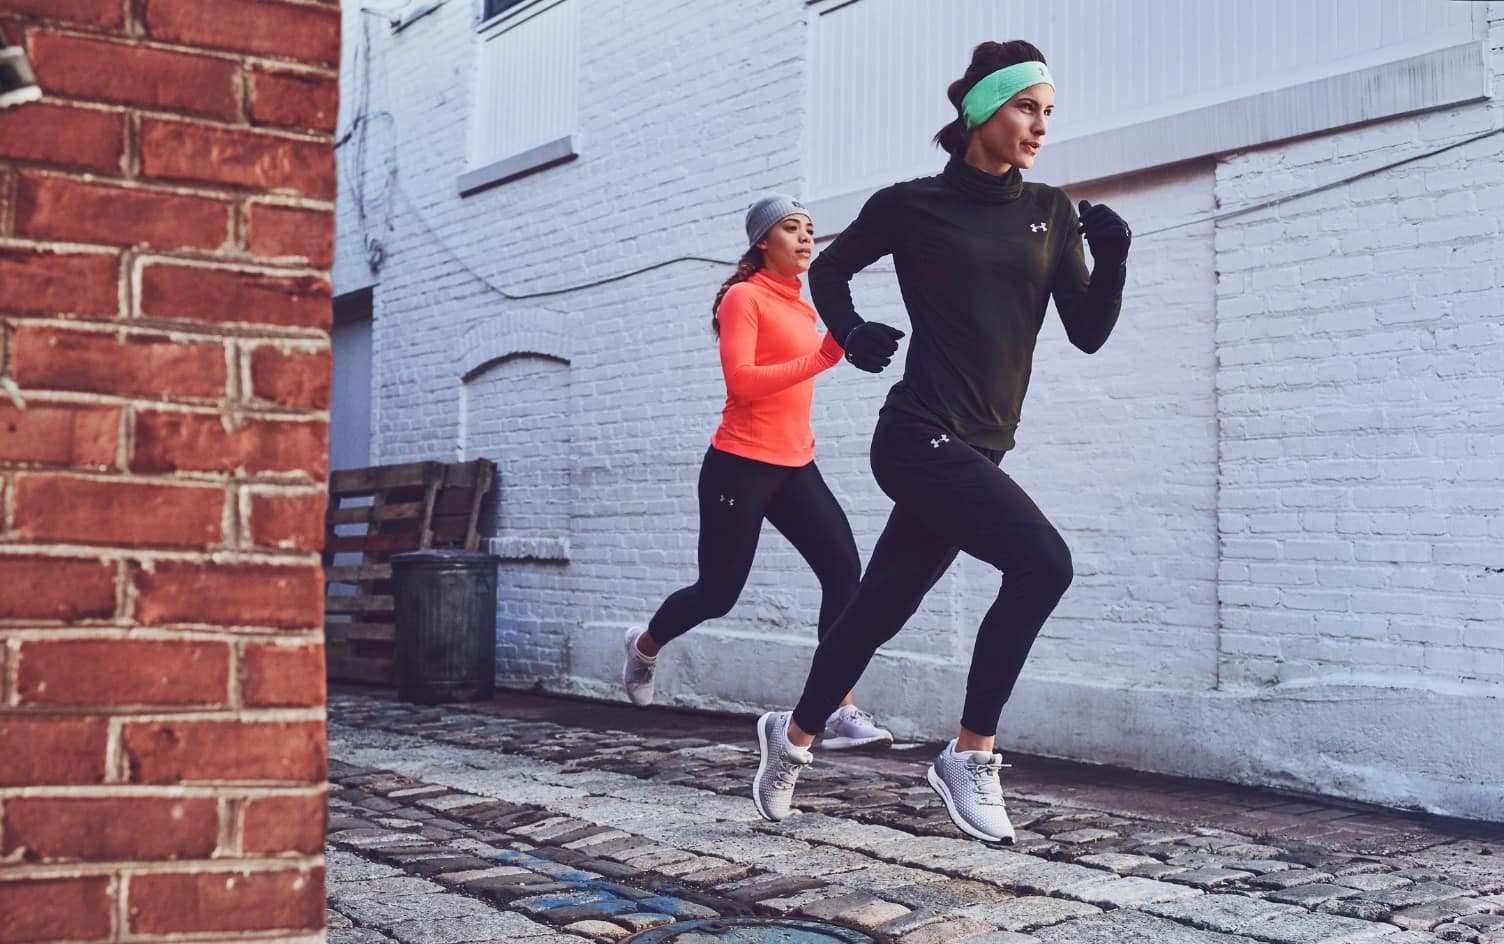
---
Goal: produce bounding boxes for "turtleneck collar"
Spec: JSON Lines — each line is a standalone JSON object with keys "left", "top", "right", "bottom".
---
{"left": 943, "top": 155, "right": 1024, "bottom": 204}
{"left": 750, "top": 267, "right": 804, "bottom": 299}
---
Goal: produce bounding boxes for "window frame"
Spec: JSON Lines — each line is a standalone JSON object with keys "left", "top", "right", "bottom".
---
{"left": 459, "top": 0, "right": 580, "bottom": 196}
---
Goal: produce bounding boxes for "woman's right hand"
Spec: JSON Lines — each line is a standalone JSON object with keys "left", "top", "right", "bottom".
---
{"left": 843, "top": 322, "right": 906, "bottom": 373}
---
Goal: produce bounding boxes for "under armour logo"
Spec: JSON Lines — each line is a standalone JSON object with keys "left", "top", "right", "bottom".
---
{"left": 1030, "top": 222, "right": 1047, "bottom": 233}
{"left": 930, "top": 435, "right": 949, "bottom": 448}
{"left": 719, "top": 495, "right": 736, "bottom": 507}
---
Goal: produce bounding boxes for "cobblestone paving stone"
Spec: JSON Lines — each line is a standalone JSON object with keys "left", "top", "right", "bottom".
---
{"left": 326, "top": 690, "right": 1504, "bottom": 943}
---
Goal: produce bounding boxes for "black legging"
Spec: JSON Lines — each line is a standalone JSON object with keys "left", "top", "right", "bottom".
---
{"left": 791, "top": 408, "right": 1073, "bottom": 736}
{"left": 648, "top": 447, "right": 861, "bottom": 647}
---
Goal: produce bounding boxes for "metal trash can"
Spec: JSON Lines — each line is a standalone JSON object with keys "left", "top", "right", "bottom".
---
{"left": 391, "top": 549, "right": 499, "bottom": 704}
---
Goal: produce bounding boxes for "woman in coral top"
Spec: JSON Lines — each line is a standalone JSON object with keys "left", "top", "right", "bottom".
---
{"left": 621, "top": 195, "right": 895, "bottom": 751}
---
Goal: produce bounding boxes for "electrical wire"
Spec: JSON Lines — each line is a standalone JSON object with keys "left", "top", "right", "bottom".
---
{"left": 336, "top": 19, "right": 1504, "bottom": 302}
{"left": 1135, "top": 126, "right": 1504, "bottom": 237}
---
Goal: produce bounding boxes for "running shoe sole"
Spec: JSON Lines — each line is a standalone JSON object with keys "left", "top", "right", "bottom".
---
{"left": 752, "top": 711, "right": 780, "bottom": 822}
{"left": 820, "top": 734, "right": 894, "bottom": 751}
{"left": 926, "top": 763, "right": 1012, "bottom": 844}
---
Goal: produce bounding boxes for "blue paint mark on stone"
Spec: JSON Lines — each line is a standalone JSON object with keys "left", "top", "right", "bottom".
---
{"left": 512, "top": 889, "right": 616, "bottom": 913}
{"left": 635, "top": 896, "right": 719, "bottom": 919}
{"left": 530, "top": 862, "right": 600, "bottom": 883}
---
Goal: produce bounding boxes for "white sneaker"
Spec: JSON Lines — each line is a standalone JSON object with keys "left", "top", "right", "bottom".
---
{"left": 820, "top": 704, "right": 894, "bottom": 750}
{"left": 752, "top": 711, "right": 813, "bottom": 822}
{"left": 622, "top": 626, "right": 657, "bottom": 706}
{"left": 926, "top": 739, "right": 1015, "bottom": 843}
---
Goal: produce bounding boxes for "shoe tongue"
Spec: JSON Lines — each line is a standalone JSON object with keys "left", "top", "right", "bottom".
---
{"left": 787, "top": 745, "right": 813, "bottom": 764}
{"left": 960, "top": 750, "right": 996, "bottom": 764}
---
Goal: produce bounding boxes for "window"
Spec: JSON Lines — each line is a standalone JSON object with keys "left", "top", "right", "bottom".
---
{"left": 459, "top": 0, "right": 579, "bottom": 195}
{"left": 482, "top": 0, "right": 529, "bottom": 20}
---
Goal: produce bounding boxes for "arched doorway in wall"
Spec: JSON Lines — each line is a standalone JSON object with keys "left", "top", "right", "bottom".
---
{"left": 459, "top": 345, "right": 574, "bottom": 683}
{"left": 459, "top": 352, "right": 572, "bottom": 559}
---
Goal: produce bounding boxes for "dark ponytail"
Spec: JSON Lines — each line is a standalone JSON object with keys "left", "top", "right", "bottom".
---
{"left": 710, "top": 247, "right": 763, "bottom": 338}
{"left": 932, "top": 40, "right": 1048, "bottom": 156}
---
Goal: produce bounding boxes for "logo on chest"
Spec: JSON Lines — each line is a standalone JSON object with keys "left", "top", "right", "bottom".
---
{"left": 1029, "top": 222, "right": 1048, "bottom": 233}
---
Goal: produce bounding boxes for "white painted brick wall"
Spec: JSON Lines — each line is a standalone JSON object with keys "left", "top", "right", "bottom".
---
{"left": 335, "top": 0, "right": 1504, "bottom": 817}
{"left": 1214, "top": 20, "right": 1504, "bottom": 693}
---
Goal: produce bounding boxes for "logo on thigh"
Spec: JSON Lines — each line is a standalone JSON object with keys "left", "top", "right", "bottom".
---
{"left": 928, "top": 434, "right": 950, "bottom": 449}
{"left": 718, "top": 494, "right": 737, "bottom": 508}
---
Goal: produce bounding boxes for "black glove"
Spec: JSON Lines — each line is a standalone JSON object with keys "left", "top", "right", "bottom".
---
{"left": 842, "top": 321, "right": 906, "bottom": 373}
{"left": 1078, "top": 200, "right": 1131, "bottom": 267}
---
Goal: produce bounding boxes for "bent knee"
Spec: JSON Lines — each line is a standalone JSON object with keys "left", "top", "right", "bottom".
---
{"left": 1038, "top": 532, "right": 1074, "bottom": 596}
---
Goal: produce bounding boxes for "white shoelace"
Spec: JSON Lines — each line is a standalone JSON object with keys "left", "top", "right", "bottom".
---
{"left": 627, "top": 646, "right": 655, "bottom": 682}
{"left": 966, "top": 755, "right": 1011, "bottom": 807}
{"left": 845, "top": 706, "right": 876, "bottom": 725}
{"left": 774, "top": 758, "right": 805, "bottom": 790}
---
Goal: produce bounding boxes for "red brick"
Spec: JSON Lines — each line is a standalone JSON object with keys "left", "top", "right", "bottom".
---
{"left": 123, "top": 719, "right": 326, "bottom": 784}
{"left": 127, "top": 865, "right": 324, "bottom": 935}
{"left": 241, "top": 791, "right": 326, "bottom": 855}
{"left": 0, "top": 247, "right": 119, "bottom": 316}
{"left": 29, "top": 32, "right": 240, "bottom": 121}
{"left": 0, "top": 101, "right": 124, "bottom": 173}
{"left": 140, "top": 262, "right": 330, "bottom": 330}
{"left": 12, "top": 325, "right": 228, "bottom": 400}
{"left": 0, "top": 717, "right": 109, "bottom": 787}
{"left": 247, "top": 491, "right": 326, "bottom": 552}
{"left": 0, "top": 0, "right": 124, "bottom": 28}
{"left": 2, "top": 796, "right": 219, "bottom": 862}
{"left": 250, "top": 67, "right": 338, "bottom": 132}
{"left": 0, "top": 557, "right": 116, "bottom": 621}
{"left": 0, "top": 402, "right": 119, "bottom": 468}
{"left": 146, "top": 0, "right": 339, "bottom": 66}
{"left": 132, "top": 411, "right": 327, "bottom": 478}
{"left": 249, "top": 345, "right": 331, "bottom": 409}
{"left": 241, "top": 642, "right": 325, "bottom": 706}
{"left": 16, "top": 638, "right": 230, "bottom": 707}
{"left": 140, "top": 118, "right": 334, "bottom": 200}
{"left": 0, "top": 876, "right": 113, "bottom": 944}
{"left": 133, "top": 560, "right": 323, "bottom": 629}
{"left": 14, "top": 173, "right": 230, "bottom": 250}
{"left": 14, "top": 475, "right": 224, "bottom": 549}
{"left": 246, "top": 202, "right": 333, "bottom": 267}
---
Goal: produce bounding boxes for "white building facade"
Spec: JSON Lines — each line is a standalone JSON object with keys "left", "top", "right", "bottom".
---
{"left": 333, "top": 0, "right": 1504, "bottom": 820}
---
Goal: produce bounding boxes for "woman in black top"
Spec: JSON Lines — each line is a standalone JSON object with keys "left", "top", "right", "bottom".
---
{"left": 751, "top": 40, "right": 1131, "bottom": 842}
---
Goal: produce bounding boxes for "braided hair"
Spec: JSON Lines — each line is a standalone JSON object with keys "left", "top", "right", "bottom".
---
{"left": 710, "top": 247, "right": 764, "bottom": 338}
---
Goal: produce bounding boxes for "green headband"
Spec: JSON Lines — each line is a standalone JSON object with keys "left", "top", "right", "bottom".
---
{"left": 960, "top": 61, "right": 1054, "bottom": 129}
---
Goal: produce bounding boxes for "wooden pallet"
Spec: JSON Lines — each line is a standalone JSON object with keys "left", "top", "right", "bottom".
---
{"left": 323, "top": 459, "right": 496, "bottom": 686}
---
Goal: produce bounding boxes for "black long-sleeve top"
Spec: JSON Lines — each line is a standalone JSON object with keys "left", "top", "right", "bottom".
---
{"left": 810, "top": 156, "right": 1127, "bottom": 452}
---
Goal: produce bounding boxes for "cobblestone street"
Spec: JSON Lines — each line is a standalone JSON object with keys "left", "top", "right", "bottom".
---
{"left": 324, "top": 689, "right": 1504, "bottom": 943}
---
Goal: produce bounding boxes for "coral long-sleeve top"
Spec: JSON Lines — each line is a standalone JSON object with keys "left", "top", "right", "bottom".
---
{"left": 709, "top": 269, "right": 844, "bottom": 467}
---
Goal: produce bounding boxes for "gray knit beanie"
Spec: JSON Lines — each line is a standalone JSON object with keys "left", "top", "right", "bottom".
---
{"left": 744, "top": 194, "right": 809, "bottom": 247}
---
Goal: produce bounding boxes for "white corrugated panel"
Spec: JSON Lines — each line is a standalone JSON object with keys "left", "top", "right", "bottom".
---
{"left": 805, "top": 0, "right": 1479, "bottom": 197}
{"left": 470, "top": 0, "right": 579, "bottom": 167}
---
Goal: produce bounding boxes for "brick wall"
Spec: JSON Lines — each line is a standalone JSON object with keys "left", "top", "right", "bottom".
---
{"left": 1214, "top": 91, "right": 1504, "bottom": 691}
{"left": 0, "top": 2, "right": 336, "bottom": 941}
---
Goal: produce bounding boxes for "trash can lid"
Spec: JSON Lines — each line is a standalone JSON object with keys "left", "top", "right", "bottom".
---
{"left": 390, "top": 549, "right": 501, "bottom": 567}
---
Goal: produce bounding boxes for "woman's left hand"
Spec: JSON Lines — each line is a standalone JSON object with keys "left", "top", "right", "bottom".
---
{"left": 1078, "top": 200, "right": 1131, "bottom": 266}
